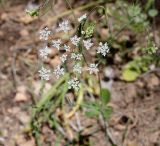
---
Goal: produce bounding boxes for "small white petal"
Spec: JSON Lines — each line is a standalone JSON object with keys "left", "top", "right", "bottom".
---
{"left": 39, "top": 27, "right": 51, "bottom": 41}
{"left": 68, "top": 78, "right": 80, "bottom": 91}
{"left": 63, "top": 44, "right": 70, "bottom": 52}
{"left": 97, "top": 42, "right": 109, "bottom": 56}
{"left": 83, "top": 39, "right": 93, "bottom": 50}
{"left": 78, "top": 13, "right": 87, "bottom": 22}
{"left": 56, "top": 20, "right": 71, "bottom": 33}
{"left": 71, "top": 53, "right": 82, "bottom": 60}
{"left": 73, "top": 63, "right": 82, "bottom": 74}
{"left": 70, "top": 35, "right": 81, "bottom": 46}
{"left": 53, "top": 65, "right": 65, "bottom": 79}
{"left": 86, "top": 63, "right": 99, "bottom": 74}
{"left": 38, "top": 66, "right": 51, "bottom": 80}
{"left": 52, "top": 39, "right": 61, "bottom": 50}
{"left": 39, "top": 46, "right": 51, "bottom": 60}
{"left": 60, "top": 54, "right": 68, "bottom": 63}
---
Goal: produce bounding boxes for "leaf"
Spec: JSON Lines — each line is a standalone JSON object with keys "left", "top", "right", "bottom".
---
{"left": 83, "top": 102, "right": 100, "bottom": 110}
{"left": 100, "top": 88, "right": 111, "bottom": 105}
{"left": 122, "top": 68, "right": 140, "bottom": 81}
{"left": 145, "top": 0, "right": 154, "bottom": 11}
{"left": 128, "top": 4, "right": 141, "bottom": 17}
{"left": 103, "top": 107, "right": 113, "bottom": 120}
{"left": 26, "top": 9, "right": 39, "bottom": 17}
{"left": 84, "top": 21, "right": 95, "bottom": 38}
{"left": 148, "top": 9, "right": 158, "bottom": 17}
{"left": 83, "top": 102, "right": 100, "bottom": 118}
{"left": 85, "top": 109, "right": 100, "bottom": 118}
{"left": 122, "top": 56, "right": 153, "bottom": 81}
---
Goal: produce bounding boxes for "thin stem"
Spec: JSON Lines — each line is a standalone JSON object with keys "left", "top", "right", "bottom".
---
{"left": 64, "top": 0, "right": 77, "bottom": 22}
{"left": 98, "top": 71, "right": 116, "bottom": 145}
{"left": 82, "top": 52, "right": 88, "bottom": 66}
{"left": 86, "top": 5, "right": 112, "bottom": 37}
{"left": 49, "top": 0, "right": 106, "bottom": 23}
{"left": 111, "top": 16, "right": 135, "bottom": 40}
{"left": 101, "top": 112, "right": 117, "bottom": 146}
{"left": 66, "top": 85, "right": 84, "bottom": 118}
{"left": 79, "top": 38, "right": 89, "bottom": 66}
{"left": 32, "top": 73, "right": 69, "bottom": 117}
{"left": 97, "top": 72, "right": 102, "bottom": 97}
{"left": 61, "top": 79, "right": 74, "bottom": 140}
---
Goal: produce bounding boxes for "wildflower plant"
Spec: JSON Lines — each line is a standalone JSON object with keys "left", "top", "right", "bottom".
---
{"left": 38, "top": 16, "right": 110, "bottom": 91}
{"left": 32, "top": 6, "right": 115, "bottom": 144}
{"left": 28, "top": 1, "right": 158, "bottom": 145}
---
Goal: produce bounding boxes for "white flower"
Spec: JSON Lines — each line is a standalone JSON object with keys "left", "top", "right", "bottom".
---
{"left": 63, "top": 44, "right": 70, "bottom": 52}
{"left": 73, "top": 63, "right": 82, "bottom": 74}
{"left": 38, "top": 66, "right": 51, "bottom": 80}
{"left": 70, "top": 35, "right": 81, "bottom": 46}
{"left": 68, "top": 78, "right": 80, "bottom": 91}
{"left": 39, "top": 46, "right": 51, "bottom": 60}
{"left": 97, "top": 42, "right": 109, "bottom": 56}
{"left": 83, "top": 39, "right": 93, "bottom": 50}
{"left": 87, "top": 63, "right": 99, "bottom": 74}
{"left": 52, "top": 39, "right": 61, "bottom": 50}
{"left": 39, "top": 27, "right": 51, "bottom": 41}
{"left": 56, "top": 20, "right": 71, "bottom": 33}
{"left": 26, "top": 2, "right": 39, "bottom": 12}
{"left": 71, "top": 53, "right": 82, "bottom": 60}
{"left": 78, "top": 13, "right": 87, "bottom": 22}
{"left": 53, "top": 65, "right": 65, "bottom": 79}
{"left": 60, "top": 54, "right": 68, "bottom": 63}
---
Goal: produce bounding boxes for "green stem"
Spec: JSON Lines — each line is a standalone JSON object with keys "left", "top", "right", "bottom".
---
{"left": 87, "top": 5, "right": 112, "bottom": 37}
{"left": 97, "top": 72, "right": 102, "bottom": 97}
{"left": 101, "top": 111, "right": 117, "bottom": 146}
{"left": 66, "top": 85, "right": 84, "bottom": 118}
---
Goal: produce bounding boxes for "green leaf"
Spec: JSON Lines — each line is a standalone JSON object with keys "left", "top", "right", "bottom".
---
{"left": 26, "top": 9, "right": 39, "bottom": 17}
{"left": 144, "top": 42, "right": 158, "bottom": 54}
{"left": 148, "top": 9, "right": 158, "bottom": 17}
{"left": 55, "top": 136, "right": 61, "bottom": 146}
{"left": 122, "top": 68, "right": 140, "bottom": 81}
{"left": 145, "top": 0, "right": 154, "bottom": 11}
{"left": 122, "top": 56, "right": 153, "bottom": 82}
{"left": 83, "top": 102, "right": 100, "bottom": 110}
{"left": 85, "top": 109, "right": 100, "bottom": 118}
{"left": 100, "top": 88, "right": 111, "bottom": 105}
{"left": 84, "top": 21, "right": 95, "bottom": 38}
{"left": 128, "top": 4, "right": 141, "bottom": 17}
{"left": 83, "top": 102, "right": 100, "bottom": 118}
{"left": 103, "top": 107, "right": 113, "bottom": 120}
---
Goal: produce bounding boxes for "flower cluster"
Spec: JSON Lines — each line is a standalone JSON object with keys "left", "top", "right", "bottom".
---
{"left": 68, "top": 78, "right": 80, "bottom": 91}
{"left": 83, "top": 39, "right": 93, "bottom": 50}
{"left": 70, "top": 35, "right": 81, "bottom": 46}
{"left": 39, "top": 27, "right": 51, "bottom": 41}
{"left": 53, "top": 65, "right": 65, "bottom": 79}
{"left": 38, "top": 14, "right": 110, "bottom": 91}
{"left": 39, "top": 46, "right": 51, "bottom": 60}
{"left": 52, "top": 39, "right": 61, "bottom": 50}
{"left": 71, "top": 53, "right": 82, "bottom": 60}
{"left": 97, "top": 42, "right": 109, "bottom": 56}
{"left": 73, "top": 63, "right": 82, "bottom": 74}
{"left": 87, "top": 63, "right": 99, "bottom": 74}
{"left": 38, "top": 66, "right": 51, "bottom": 80}
{"left": 56, "top": 20, "right": 71, "bottom": 33}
